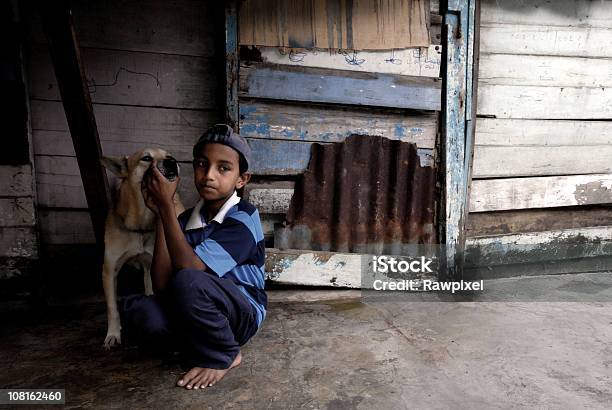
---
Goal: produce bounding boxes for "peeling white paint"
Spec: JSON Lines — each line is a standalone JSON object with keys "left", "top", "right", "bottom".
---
{"left": 259, "top": 46, "right": 442, "bottom": 77}
{"left": 267, "top": 251, "right": 362, "bottom": 288}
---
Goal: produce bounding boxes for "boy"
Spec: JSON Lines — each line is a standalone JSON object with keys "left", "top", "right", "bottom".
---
{"left": 120, "top": 124, "right": 267, "bottom": 389}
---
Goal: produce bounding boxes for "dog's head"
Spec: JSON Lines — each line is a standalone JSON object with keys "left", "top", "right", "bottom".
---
{"left": 101, "top": 148, "right": 178, "bottom": 184}
{"left": 101, "top": 148, "right": 183, "bottom": 230}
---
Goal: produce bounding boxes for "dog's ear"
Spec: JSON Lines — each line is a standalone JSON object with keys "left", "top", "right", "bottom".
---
{"left": 100, "top": 156, "right": 128, "bottom": 178}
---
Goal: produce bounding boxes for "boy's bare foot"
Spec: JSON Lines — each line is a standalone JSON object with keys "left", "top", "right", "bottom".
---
{"left": 176, "top": 351, "right": 242, "bottom": 389}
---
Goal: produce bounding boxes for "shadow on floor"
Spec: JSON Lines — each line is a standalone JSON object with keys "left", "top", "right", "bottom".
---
{"left": 2, "top": 274, "right": 612, "bottom": 409}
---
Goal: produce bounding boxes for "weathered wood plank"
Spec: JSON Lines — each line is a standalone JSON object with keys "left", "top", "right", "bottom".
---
{"left": 33, "top": 128, "right": 198, "bottom": 163}
{"left": 35, "top": 155, "right": 200, "bottom": 209}
{"left": 473, "top": 145, "right": 612, "bottom": 178}
{"left": 0, "top": 198, "right": 36, "bottom": 227}
{"left": 0, "top": 165, "right": 33, "bottom": 197}
{"left": 267, "top": 249, "right": 438, "bottom": 288}
{"left": 40, "top": 1, "right": 110, "bottom": 245}
{"left": 29, "top": 46, "right": 216, "bottom": 109}
{"left": 38, "top": 209, "right": 95, "bottom": 244}
{"left": 430, "top": 23, "right": 441, "bottom": 45}
{"left": 31, "top": 100, "right": 216, "bottom": 161}
{"left": 463, "top": 0, "right": 480, "bottom": 274}
{"left": 467, "top": 206, "right": 612, "bottom": 237}
{"left": 477, "top": 84, "right": 612, "bottom": 119}
{"left": 479, "top": 53, "right": 612, "bottom": 88}
{"left": 247, "top": 140, "right": 433, "bottom": 175}
{"left": 249, "top": 140, "right": 434, "bottom": 175}
{"left": 466, "top": 226, "right": 612, "bottom": 266}
{"left": 239, "top": 64, "right": 441, "bottom": 111}
{"left": 481, "top": 24, "right": 612, "bottom": 58}
{"left": 481, "top": 0, "right": 612, "bottom": 28}
{"left": 244, "top": 182, "right": 295, "bottom": 214}
{"left": 475, "top": 118, "right": 612, "bottom": 146}
{"left": 257, "top": 45, "right": 442, "bottom": 77}
{"left": 24, "top": 0, "right": 216, "bottom": 57}
{"left": 35, "top": 180, "right": 87, "bottom": 210}
{"left": 34, "top": 156, "right": 89, "bottom": 209}
{"left": 265, "top": 249, "right": 363, "bottom": 288}
{"left": 268, "top": 290, "right": 361, "bottom": 303}
{"left": 239, "top": 0, "right": 430, "bottom": 50}
{"left": 240, "top": 100, "right": 437, "bottom": 148}
{"left": 430, "top": 0, "right": 439, "bottom": 14}
{"left": 225, "top": 0, "right": 239, "bottom": 128}
{"left": 470, "top": 174, "right": 612, "bottom": 212}
{"left": 0, "top": 227, "right": 38, "bottom": 258}
{"left": 440, "top": 0, "right": 472, "bottom": 280}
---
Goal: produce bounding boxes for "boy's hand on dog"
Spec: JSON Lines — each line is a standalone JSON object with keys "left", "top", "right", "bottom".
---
{"left": 141, "top": 184, "right": 160, "bottom": 215}
{"left": 142, "top": 161, "right": 180, "bottom": 213}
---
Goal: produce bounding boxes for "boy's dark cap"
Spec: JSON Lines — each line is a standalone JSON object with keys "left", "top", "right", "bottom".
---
{"left": 193, "top": 124, "right": 251, "bottom": 170}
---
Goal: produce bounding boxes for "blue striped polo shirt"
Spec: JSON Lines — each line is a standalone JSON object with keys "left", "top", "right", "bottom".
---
{"left": 177, "top": 191, "right": 267, "bottom": 327}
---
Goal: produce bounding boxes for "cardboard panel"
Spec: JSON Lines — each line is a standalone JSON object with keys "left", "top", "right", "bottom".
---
{"left": 239, "top": 0, "right": 430, "bottom": 49}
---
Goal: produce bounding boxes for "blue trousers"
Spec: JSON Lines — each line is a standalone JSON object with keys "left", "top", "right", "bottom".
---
{"left": 119, "top": 268, "right": 259, "bottom": 369}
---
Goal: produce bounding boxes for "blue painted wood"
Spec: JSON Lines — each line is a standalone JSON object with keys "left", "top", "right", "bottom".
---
{"left": 225, "top": 0, "right": 239, "bottom": 128}
{"left": 248, "top": 139, "right": 312, "bottom": 175}
{"left": 440, "top": 0, "right": 477, "bottom": 280}
{"left": 239, "top": 100, "right": 438, "bottom": 148}
{"left": 247, "top": 138, "right": 434, "bottom": 175}
{"left": 239, "top": 64, "right": 441, "bottom": 111}
{"left": 447, "top": 0, "right": 463, "bottom": 11}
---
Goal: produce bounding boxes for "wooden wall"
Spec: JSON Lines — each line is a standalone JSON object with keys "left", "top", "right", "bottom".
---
{"left": 238, "top": 0, "right": 442, "bottom": 246}
{"left": 1, "top": 0, "right": 38, "bottom": 281}
{"left": 0, "top": 166, "right": 37, "bottom": 271}
{"left": 24, "top": 0, "right": 443, "bottom": 248}
{"left": 25, "top": 0, "right": 610, "bottom": 272}
{"left": 23, "top": 0, "right": 222, "bottom": 245}
{"left": 466, "top": 0, "right": 612, "bottom": 246}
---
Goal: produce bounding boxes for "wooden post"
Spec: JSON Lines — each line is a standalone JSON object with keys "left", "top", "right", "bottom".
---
{"left": 39, "top": 1, "right": 110, "bottom": 246}
{"left": 463, "top": 0, "right": 481, "bottom": 258}
{"left": 225, "top": 0, "right": 239, "bottom": 131}
{"left": 439, "top": 0, "right": 480, "bottom": 280}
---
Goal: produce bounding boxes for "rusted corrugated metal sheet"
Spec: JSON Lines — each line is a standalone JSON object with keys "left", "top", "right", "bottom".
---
{"left": 275, "top": 135, "right": 437, "bottom": 254}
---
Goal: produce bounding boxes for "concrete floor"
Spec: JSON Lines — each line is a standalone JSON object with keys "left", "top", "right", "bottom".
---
{"left": 2, "top": 273, "right": 612, "bottom": 409}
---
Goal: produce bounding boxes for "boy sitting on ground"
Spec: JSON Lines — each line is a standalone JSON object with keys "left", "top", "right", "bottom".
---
{"left": 120, "top": 124, "right": 267, "bottom": 389}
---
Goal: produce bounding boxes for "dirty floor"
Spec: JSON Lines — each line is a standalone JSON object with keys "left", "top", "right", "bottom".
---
{"left": 2, "top": 273, "right": 612, "bottom": 409}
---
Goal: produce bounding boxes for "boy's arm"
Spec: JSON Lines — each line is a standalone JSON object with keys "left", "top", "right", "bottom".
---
{"left": 158, "top": 203, "right": 207, "bottom": 272}
{"left": 150, "top": 218, "right": 173, "bottom": 292}
{"left": 144, "top": 162, "right": 206, "bottom": 282}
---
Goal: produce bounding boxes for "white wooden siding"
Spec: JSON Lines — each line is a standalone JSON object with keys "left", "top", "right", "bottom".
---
{"left": 470, "top": 0, "right": 612, "bottom": 236}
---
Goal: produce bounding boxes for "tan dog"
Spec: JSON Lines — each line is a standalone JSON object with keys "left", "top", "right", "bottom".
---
{"left": 101, "top": 148, "right": 185, "bottom": 349}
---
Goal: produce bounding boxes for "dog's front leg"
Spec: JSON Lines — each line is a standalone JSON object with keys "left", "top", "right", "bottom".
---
{"left": 102, "top": 257, "right": 122, "bottom": 349}
{"left": 141, "top": 253, "right": 154, "bottom": 296}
